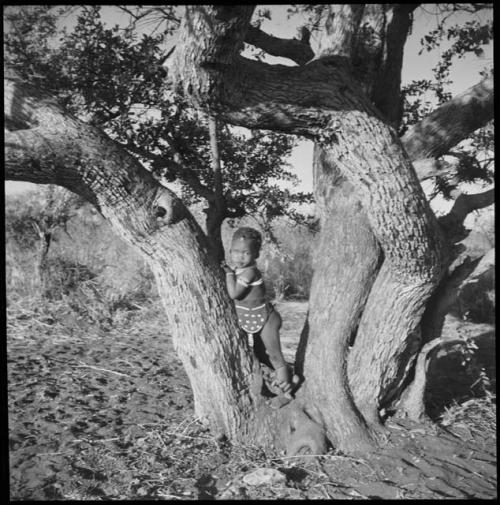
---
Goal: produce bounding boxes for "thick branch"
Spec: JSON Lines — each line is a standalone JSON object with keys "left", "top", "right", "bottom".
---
{"left": 5, "top": 70, "right": 258, "bottom": 439}
{"left": 316, "top": 4, "right": 365, "bottom": 59}
{"left": 5, "top": 128, "right": 101, "bottom": 207}
{"left": 438, "top": 188, "right": 495, "bottom": 232}
{"left": 4, "top": 79, "right": 188, "bottom": 234}
{"left": 402, "top": 76, "right": 494, "bottom": 160}
{"left": 171, "top": 6, "right": 447, "bottom": 283}
{"left": 412, "top": 158, "right": 459, "bottom": 182}
{"left": 369, "top": 5, "right": 414, "bottom": 126}
{"left": 245, "top": 25, "right": 314, "bottom": 65}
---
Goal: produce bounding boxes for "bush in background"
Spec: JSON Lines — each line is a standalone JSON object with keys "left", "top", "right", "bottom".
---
{"left": 6, "top": 188, "right": 316, "bottom": 335}
{"left": 6, "top": 189, "right": 158, "bottom": 328}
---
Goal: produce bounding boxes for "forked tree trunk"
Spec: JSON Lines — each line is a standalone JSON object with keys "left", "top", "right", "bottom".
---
{"left": 4, "top": 72, "right": 326, "bottom": 454}
{"left": 5, "top": 73, "right": 254, "bottom": 437}
{"left": 298, "top": 4, "right": 414, "bottom": 438}
{"left": 5, "top": 3, "right": 494, "bottom": 456}
{"left": 295, "top": 146, "right": 382, "bottom": 451}
{"left": 297, "top": 6, "right": 494, "bottom": 434}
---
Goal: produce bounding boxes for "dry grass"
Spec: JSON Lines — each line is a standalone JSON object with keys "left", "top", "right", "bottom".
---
{"left": 439, "top": 392, "right": 496, "bottom": 440}
{"left": 6, "top": 193, "right": 496, "bottom": 500}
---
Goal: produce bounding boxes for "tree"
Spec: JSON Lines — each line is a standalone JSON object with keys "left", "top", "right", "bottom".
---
{"left": 4, "top": 5, "right": 312, "bottom": 261}
{"left": 5, "top": 4, "right": 494, "bottom": 455}
{"left": 5, "top": 185, "right": 85, "bottom": 297}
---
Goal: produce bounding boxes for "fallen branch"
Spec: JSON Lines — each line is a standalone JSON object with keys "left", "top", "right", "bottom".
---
{"left": 270, "top": 454, "right": 367, "bottom": 463}
{"left": 75, "top": 361, "right": 132, "bottom": 377}
{"left": 157, "top": 492, "right": 184, "bottom": 500}
{"left": 164, "top": 431, "right": 213, "bottom": 441}
{"left": 396, "top": 319, "right": 495, "bottom": 421}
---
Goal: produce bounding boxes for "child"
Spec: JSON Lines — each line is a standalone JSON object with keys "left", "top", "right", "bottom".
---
{"left": 221, "top": 226, "right": 292, "bottom": 397}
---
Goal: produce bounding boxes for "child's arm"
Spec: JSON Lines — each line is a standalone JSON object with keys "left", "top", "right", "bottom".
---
{"left": 221, "top": 262, "right": 253, "bottom": 300}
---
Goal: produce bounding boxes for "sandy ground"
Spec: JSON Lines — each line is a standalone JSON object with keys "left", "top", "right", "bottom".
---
{"left": 7, "top": 300, "right": 497, "bottom": 500}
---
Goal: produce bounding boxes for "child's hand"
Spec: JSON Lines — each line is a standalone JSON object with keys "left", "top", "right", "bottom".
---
{"left": 220, "top": 261, "right": 234, "bottom": 274}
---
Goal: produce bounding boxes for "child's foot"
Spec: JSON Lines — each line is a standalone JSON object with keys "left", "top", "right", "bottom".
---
{"left": 273, "top": 365, "right": 291, "bottom": 393}
{"left": 269, "top": 394, "right": 292, "bottom": 409}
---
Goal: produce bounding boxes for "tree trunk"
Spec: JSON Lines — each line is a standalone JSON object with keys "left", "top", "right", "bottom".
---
{"left": 205, "top": 116, "right": 226, "bottom": 262}
{"left": 300, "top": 5, "right": 416, "bottom": 437}
{"left": 4, "top": 70, "right": 327, "bottom": 454}
{"left": 6, "top": 3, "right": 494, "bottom": 456}
{"left": 205, "top": 203, "right": 225, "bottom": 263}
{"left": 5, "top": 72, "right": 255, "bottom": 438}
{"left": 295, "top": 145, "right": 382, "bottom": 452}
{"left": 166, "top": 5, "right": 496, "bottom": 454}
{"left": 34, "top": 223, "right": 53, "bottom": 298}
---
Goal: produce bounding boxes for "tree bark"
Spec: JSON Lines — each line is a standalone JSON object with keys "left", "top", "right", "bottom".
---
{"left": 5, "top": 71, "right": 259, "bottom": 439}
{"left": 166, "top": 4, "right": 497, "bottom": 453}
{"left": 296, "top": 146, "right": 382, "bottom": 451}
{"left": 205, "top": 116, "right": 226, "bottom": 262}
{"left": 304, "top": 5, "right": 494, "bottom": 430}
{"left": 245, "top": 25, "right": 314, "bottom": 65}
{"left": 307, "top": 4, "right": 433, "bottom": 431}
{"left": 5, "top": 69, "right": 329, "bottom": 455}
{"left": 402, "top": 75, "right": 494, "bottom": 160}
{"left": 6, "top": 5, "right": 495, "bottom": 457}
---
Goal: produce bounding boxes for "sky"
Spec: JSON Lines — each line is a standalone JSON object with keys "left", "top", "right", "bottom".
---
{"left": 4, "top": 4, "right": 493, "bottom": 197}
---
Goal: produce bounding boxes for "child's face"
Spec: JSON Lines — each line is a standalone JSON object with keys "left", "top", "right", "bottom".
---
{"left": 230, "top": 238, "right": 258, "bottom": 268}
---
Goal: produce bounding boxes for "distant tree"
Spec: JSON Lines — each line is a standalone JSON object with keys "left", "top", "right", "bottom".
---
{"left": 5, "top": 186, "right": 85, "bottom": 297}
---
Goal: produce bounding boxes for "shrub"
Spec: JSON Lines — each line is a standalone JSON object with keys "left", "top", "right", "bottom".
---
{"left": 6, "top": 190, "right": 158, "bottom": 326}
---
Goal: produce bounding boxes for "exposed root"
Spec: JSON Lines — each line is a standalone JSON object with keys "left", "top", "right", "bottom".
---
{"left": 396, "top": 318, "right": 494, "bottom": 421}
{"left": 285, "top": 408, "right": 328, "bottom": 456}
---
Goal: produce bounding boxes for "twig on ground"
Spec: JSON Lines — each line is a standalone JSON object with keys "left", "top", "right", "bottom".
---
{"left": 164, "top": 431, "right": 213, "bottom": 441}
{"left": 157, "top": 491, "right": 183, "bottom": 499}
{"left": 270, "top": 454, "right": 324, "bottom": 460}
{"left": 70, "top": 437, "right": 120, "bottom": 444}
{"left": 114, "top": 342, "right": 143, "bottom": 353}
{"left": 75, "top": 361, "right": 132, "bottom": 377}
{"left": 32, "top": 318, "right": 54, "bottom": 327}
{"left": 137, "top": 422, "right": 169, "bottom": 427}
{"left": 36, "top": 451, "right": 73, "bottom": 457}
{"left": 169, "top": 416, "right": 197, "bottom": 435}
{"left": 271, "top": 454, "right": 367, "bottom": 463}
{"left": 320, "top": 484, "right": 332, "bottom": 499}
{"left": 156, "top": 432, "right": 168, "bottom": 449}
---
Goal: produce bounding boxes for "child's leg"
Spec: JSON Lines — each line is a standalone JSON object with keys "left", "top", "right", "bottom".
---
{"left": 260, "top": 310, "right": 286, "bottom": 369}
{"left": 260, "top": 310, "right": 291, "bottom": 394}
